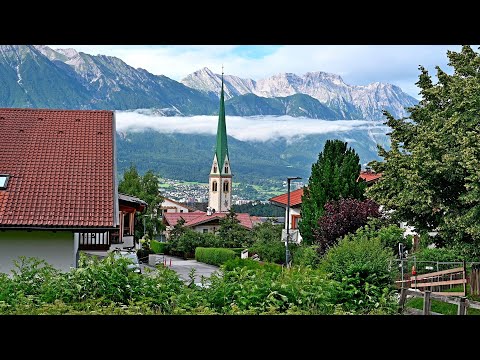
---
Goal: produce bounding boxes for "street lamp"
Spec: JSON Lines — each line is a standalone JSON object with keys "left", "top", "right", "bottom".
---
{"left": 285, "top": 176, "right": 302, "bottom": 268}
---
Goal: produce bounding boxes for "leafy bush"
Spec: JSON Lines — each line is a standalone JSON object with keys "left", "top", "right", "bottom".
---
{"left": 222, "top": 258, "right": 282, "bottom": 273}
{"left": 320, "top": 228, "right": 398, "bottom": 314}
{"left": 230, "top": 248, "right": 246, "bottom": 256}
{"left": 150, "top": 240, "right": 169, "bottom": 254}
{"left": 137, "top": 248, "right": 154, "bottom": 263}
{"left": 217, "top": 209, "right": 253, "bottom": 248}
{"left": 249, "top": 221, "right": 291, "bottom": 264}
{"left": 315, "top": 198, "right": 380, "bottom": 255}
{"left": 202, "top": 265, "right": 340, "bottom": 314}
{"left": 169, "top": 229, "right": 222, "bottom": 258}
{"left": 249, "top": 238, "right": 289, "bottom": 264}
{"left": 195, "top": 247, "right": 236, "bottom": 266}
{"left": 413, "top": 247, "right": 464, "bottom": 263}
{"left": 292, "top": 245, "right": 321, "bottom": 268}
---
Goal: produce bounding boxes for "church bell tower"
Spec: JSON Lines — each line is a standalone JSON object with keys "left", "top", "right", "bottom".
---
{"left": 208, "top": 69, "right": 232, "bottom": 213}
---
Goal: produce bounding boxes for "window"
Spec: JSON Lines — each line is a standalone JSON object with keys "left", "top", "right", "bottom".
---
{"left": 291, "top": 215, "right": 301, "bottom": 230}
{"left": 0, "top": 175, "right": 9, "bottom": 190}
{"left": 203, "top": 229, "right": 208, "bottom": 234}
{"left": 224, "top": 166, "right": 229, "bottom": 173}
{"left": 223, "top": 181, "right": 229, "bottom": 192}
{"left": 213, "top": 165, "right": 217, "bottom": 173}
{"left": 180, "top": 209, "right": 184, "bottom": 213}
{"left": 212, "top": 181, "right": 218, "bottom": 192}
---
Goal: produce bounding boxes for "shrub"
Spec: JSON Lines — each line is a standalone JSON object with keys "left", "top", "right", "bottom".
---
{"left": 217, "top": 209, "right": 252, "bottom": 248}
{"left": 230, "top": 248, "right": 246, "bottom": 257}
{"left": 195, "top": 247, "right": 236, "bottom": 266}
{"left": 150, "top": 240, "right": 168, "bottom": 254}
{"left": 292, "top": 245, "right": 321, "bottom": 268}
{"left": 169, "top": 229, "right": 222, "bottom": 258}
{"left": 320, "top": 229, "right": 398, "bottom": 314}
{"left": 315, "top": 198, "right": 380, "bottom": 255}
{"left": 250, "top": 238, "right": 290, "bottom": 264}
{"left": 136, "top": 248, "right": 154, "bottom": 263}
{"left": 203, "top": 265, "right": 340, "bottom": 314}
{"left": 222, "top": 258, "right": 282, "bottom": 273}
{"left": 249, "top": 221, "right": 291, "bottom": 264}
{"left": 413, "top": 247, "right": 464, "bottom": 263}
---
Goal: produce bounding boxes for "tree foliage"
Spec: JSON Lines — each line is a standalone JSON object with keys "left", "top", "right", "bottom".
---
{"left": 118, "top": 165, "right": 164, "bottom": 240}
{"left": 217, "top": 209, "right": 252, "bottom": 248}
{"left": 315, "top": 198, "right": 380, "bottom": 255}
{"left": 249, "top": 220, "right": 287, "bottom": 264}
{"left": 299, "top": 139, "right": 366, "bottom": 244}
{"left": 367, "top": 46, "right": 480, "bottom": 257}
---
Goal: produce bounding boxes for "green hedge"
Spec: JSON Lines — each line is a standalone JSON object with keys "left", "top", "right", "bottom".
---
{"left": 151, "top": 240, "right": 168, "bottom": 254}
{"left": 231, "top": 248, "right": 246, "bottom": 256}
{"left": 195, "top": 247, "right": 236, "bottom": 266}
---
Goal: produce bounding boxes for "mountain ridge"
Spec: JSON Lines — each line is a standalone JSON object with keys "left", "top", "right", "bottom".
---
{"left": 182, "top": 67, "right": 418, "bottom": 120}
{"left": 0, "top": 45, "right": 417, "bottom": 120}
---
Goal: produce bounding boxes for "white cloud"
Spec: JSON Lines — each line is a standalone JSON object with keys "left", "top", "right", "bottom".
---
{"left": 115, "top": 111, "right": 385, "bottom": 142}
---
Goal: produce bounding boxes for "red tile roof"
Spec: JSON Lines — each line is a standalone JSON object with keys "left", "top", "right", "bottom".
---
{"left": 163, "top": 211, "right": 255, "bottom": 230}
{"left": 0, "top": 108, "right": 116, "bottom": 229}
{"left": 358, "top": 171, "right": 382, "bottom": 183}
{"left": 269, "top": 188, "right": 304, "bottom": 207}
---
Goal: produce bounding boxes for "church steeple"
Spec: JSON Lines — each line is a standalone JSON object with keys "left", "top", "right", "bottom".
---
{"left": 215, "top": 69, "right": 229, "bottom": 172}
{"left": 208, "top": 67, "right": 232, "bottom": 213}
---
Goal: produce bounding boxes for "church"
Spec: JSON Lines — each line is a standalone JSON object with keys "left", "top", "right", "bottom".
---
{"left": 162, "top": 72, "right": 259, "bottom": 237}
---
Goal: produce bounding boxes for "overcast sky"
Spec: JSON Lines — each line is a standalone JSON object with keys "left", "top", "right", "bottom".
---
{"left": 49, "top": 45, "right": 468, "bottom": 99}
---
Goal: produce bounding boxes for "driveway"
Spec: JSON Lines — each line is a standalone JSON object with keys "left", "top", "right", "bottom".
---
{"left": 142, "top": 254, "right": 220, "bottom": 285}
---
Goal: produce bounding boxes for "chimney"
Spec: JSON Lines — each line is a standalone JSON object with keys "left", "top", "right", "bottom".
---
{"left": 206, "top": 207, "right": 212, "bottom": 216}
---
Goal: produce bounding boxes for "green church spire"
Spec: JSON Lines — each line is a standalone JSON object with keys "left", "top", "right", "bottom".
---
{"left": 215, "top": 69, "right": 229, "bottom": 172}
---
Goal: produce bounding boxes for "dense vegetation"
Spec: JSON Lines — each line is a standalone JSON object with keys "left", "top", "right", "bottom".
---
{"left": 118, "top": 165, "right": 164, "bottom": 240}
{"left": 0, "top": 250, "right": 398, "bottom": 315}
{"left": 300, "top": 139, "right": 367, "bottom": 244}
{"left": 368, "top": 45, "right": 480, "bottom": 259}
{"left": 315, "top": 198, "right": 380, "bottom": 255}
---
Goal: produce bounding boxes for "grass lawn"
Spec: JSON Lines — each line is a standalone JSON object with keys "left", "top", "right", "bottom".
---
{"left": 405, "top": 284, "right": 480, "bottom": 315}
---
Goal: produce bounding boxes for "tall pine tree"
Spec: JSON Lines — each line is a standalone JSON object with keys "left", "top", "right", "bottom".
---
{"left": 299, "top": 139, "right": 366, "bottom": 244}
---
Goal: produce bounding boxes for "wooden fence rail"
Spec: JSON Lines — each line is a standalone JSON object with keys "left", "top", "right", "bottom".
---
{"left": 399, "top": 289, "right": 480, "bottom": 315}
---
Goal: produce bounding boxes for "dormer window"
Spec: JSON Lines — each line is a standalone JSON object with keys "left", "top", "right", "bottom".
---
{"left": 0, "top": 175, "right": 10, "bottom": 190}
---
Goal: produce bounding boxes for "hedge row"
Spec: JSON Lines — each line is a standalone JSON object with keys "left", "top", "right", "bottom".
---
{"left": 151, "top": 240, "right": 168, "bottom": 254}
{"left": 195, "top": 247, "right": 236, "bottom": 266}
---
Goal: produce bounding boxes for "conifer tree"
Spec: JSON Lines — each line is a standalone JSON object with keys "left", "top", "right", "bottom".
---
{"left": 299, "top": 140, "right": 366, "bottom": 244}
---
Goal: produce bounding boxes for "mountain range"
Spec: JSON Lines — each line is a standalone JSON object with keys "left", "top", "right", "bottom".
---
{"left": 182, "top": 67, "right": 418, "bottom": 120}
{"left": 0, "top": 45, "right": 417, "bottom": 120}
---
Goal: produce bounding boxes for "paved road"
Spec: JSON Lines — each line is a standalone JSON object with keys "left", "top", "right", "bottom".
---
{"left": 142, "top": 254, "right": 220, "bottom": 285}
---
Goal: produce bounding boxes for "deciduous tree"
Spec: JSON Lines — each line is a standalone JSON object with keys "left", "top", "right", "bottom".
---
{"left": 368, "top": 45, "right": 480, "bottom": 257}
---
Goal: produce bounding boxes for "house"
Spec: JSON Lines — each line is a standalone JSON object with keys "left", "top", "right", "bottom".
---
{"left": 0, "top": 108, "right": 143, "bottom": 273}
{"left": 163, "top": 211, "right": 256, "bottom": 239}
{"left": 161, "top": 197, "right": 197, "bottom": 215}
{"left": 269, "top": 170, "right": 383, "bottom": 244}
{"left": 162, "top": 71, "right": 258, "bottom": 238}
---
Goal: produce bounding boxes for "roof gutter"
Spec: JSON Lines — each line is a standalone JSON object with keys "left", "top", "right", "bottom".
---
{"left": 0, "top": 226, "right": 118, "bottom": 232}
